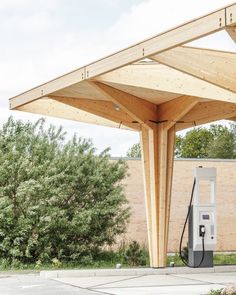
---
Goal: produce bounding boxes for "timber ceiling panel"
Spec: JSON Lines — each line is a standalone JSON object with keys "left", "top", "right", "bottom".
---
{"left": 52, "top": 81, "right": 109, "bottom": 101}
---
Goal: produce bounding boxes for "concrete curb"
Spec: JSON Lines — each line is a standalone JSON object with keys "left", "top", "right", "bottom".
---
{"left": 40, "top": 265, "right": 236, "bottom": 278}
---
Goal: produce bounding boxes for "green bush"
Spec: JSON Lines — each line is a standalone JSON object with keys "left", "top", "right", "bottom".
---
{"left": 123, "top": 241, "right": 148, "bottom": 266}
{"left": 207, "top": 289, "right": 223, "bottom": 295}
{"left": 0, "top": 117, "right": 130, "bottom": 265}
{"left": 180, "top": 244, "right": 188, "bottom": 262}
{"left": 214, "top": 254, "right": 236, "bottom": 265}
{"left": 0, "top": 258, "right": 10, "bottom": 269}
{"left": 51, "top": 258, "right": 62, "bottom": 268}
{"left": 35, "top": 259, "right": 42, "bottom": 269}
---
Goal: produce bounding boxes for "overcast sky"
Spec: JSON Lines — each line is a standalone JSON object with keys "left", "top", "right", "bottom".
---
{"left": 1, "top": 0, "right": 235, "bottom": 156}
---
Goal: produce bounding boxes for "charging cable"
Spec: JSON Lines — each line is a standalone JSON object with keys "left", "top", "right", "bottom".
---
{"left": 179, "top": 178, "right": 206, "bottom": 268}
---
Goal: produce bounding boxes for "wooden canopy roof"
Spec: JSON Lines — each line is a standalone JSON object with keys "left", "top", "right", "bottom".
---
{"left": 9, "top": 3, "right": 236, "bottom": 132}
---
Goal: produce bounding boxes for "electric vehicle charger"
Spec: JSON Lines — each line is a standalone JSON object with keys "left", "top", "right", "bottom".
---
{"left": 179, "top": 178, "right": 206, "bottom": 268}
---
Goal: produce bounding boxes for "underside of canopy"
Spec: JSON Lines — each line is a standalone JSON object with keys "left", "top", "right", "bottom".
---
{"left": 9, "top": 3, "right": 236, "bottom": 132}
{"left": 9, "top": 3, "right": 236, "bottom": 268}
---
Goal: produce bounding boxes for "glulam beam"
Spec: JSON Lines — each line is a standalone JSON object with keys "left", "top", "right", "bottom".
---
{"left": 157, "top": 96, "right": 199, "bottom": 129}
{"left": 85, "top": 8, "right": 225, "bottom": 79}
{"left": 49, "top": 95, "right": 140, "bottom": 131}
{"left": 17, "top": 97, "right": 128, "bottom": 130}
{"left": 176, "top": 101, "right": 236, "bottom": 131}
{"left": 226, "top": 27, "right": 236, "bottom": 43}
{"left": 90, "top": 82, "right": 158, "bottom": 129}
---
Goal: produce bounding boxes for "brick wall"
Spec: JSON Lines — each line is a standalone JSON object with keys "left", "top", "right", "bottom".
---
{"left": 121, "top": 158, "right": 236, "bottom": 252}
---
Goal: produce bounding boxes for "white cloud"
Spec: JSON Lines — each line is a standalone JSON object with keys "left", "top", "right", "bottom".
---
{"left": 0, "top": 0, "right": 60, "bottom": 11}
{"left": 3, "top": 11, "right": 60, "bottom": 33}
{"left": 107, "top": 0, "right": 235, "bottom": 48}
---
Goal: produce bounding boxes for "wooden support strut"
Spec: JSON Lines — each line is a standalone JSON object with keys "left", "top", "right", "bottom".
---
{"left": 140, "top": 127, "right": 153, "bottom": 266}
{"left": 140, "top": 123, "right": 175, "bottom": 267}
{"left": 140, "top": 98, "right": 198, "bottom": 267}
{"left": 176, "top": 100, "right": 236, "bottom": 131}
{"left": 226, "top": 26, "right": 236, "bottom": 43}
{"left": 49, "top": 95, "right": 140, "bottom": 131}
{"left": 89, "top": 81, "right": 158, "bottom": 129}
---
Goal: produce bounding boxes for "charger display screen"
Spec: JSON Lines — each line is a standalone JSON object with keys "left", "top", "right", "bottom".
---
{"left": 202, "top": 214, "right": 210, "bottom": 220}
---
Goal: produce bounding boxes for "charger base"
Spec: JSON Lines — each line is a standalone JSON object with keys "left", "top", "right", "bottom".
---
{"left": 188, "top": 250, "right": 213, "bottom": 268}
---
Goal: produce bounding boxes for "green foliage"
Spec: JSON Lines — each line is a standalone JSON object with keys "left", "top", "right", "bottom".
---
{"left": 167, "top": 253, "right": 184, "bottom": 267}
{"left": 168, "top": 252, "right": 236, "bottom": 268}
{"left": 0, "top": 117, "right": 130, "bottom": 265}
{"left": 128, "top": 123, "right": 236, "bottom": 159}
{"left": 214, "top": 254, "right": 236, "bottom": 265}
{"left": 175, "top": 135, "right": 183, "bottom": 158}
{"left": 35, "top": 259, "right": 42, "bottom": 269}
{"left": 207, "top": 289, "right": 223, "bottom": 295}
{"left": 177, "top": 124, "right": 236, "bottom": 159}
{"left": 0, "top": 248, "right": 236, "bottom": 271}
{"left": 123, "top": 241, "right": 148, "bottom": 266}
{"left": 178, "top": 128, "right": 213, "bottom": 158}
{"left": 207, "top": 125, "right": 236, "bottom": 159}
{"left": 221, "top": 284, "right": 236, "bottom": 295}
{"left": 0, "top": 242, "right": 149, "bottom": 270}
{"left": 181, "top": 245, "right": 188, "bottom": 262}
{"left": 51, "top": 258, "right": 62, "bottom": 268}
{"left": 126, "top": 143, "right": 141, "bottom": 158}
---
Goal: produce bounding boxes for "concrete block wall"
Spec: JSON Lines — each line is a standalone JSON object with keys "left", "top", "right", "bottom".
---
{"left": 121, "top": 158, "right": 236, "bottom": 252}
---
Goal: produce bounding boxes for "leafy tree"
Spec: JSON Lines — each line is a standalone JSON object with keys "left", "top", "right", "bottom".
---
{"left": 178, "top": 124, "right": 236, "bottom": 159}
{"left": 207, "top": 125, "right": 236, "bottom": 159}
{"left": 127, "top": 123, "right": 236, "bottom": 159}
{"left": 178, "top": 128, "right": 214, "bottom": 158}
{"left": 175, "top": 135, "right": 183, "bottom": 158}
{"left": 126, "top": 131, "right": 214, "bottom": 159}
{"left": 0, "top": 117, "right": 130, "bottom": 264}
{"left": 126, "top": 143, "right": 141, "bottom": 158}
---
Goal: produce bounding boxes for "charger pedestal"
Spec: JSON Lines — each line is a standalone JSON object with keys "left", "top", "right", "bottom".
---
{"left": 188, "top": 167, "right": 216, "bottom": 268}
{"left": 188, "top": 206, "right": 213, "bottom": 267}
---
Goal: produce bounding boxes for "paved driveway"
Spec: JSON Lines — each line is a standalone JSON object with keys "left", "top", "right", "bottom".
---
{"left": 0, "top": 274, "right": 100, "bottom": 295}
{"left": 55, "top": 272, "right": 234, "bottom": 295}
{"left": 0, "top": 269, "right": 235, "bottom": 295}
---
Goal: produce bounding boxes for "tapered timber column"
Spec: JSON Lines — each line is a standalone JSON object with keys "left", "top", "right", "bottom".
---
{"left": 141, "top": 123, "right": 175, "bottom": 267}
{"left": 89, "top": 82, "right": 199, "bottom": 268}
